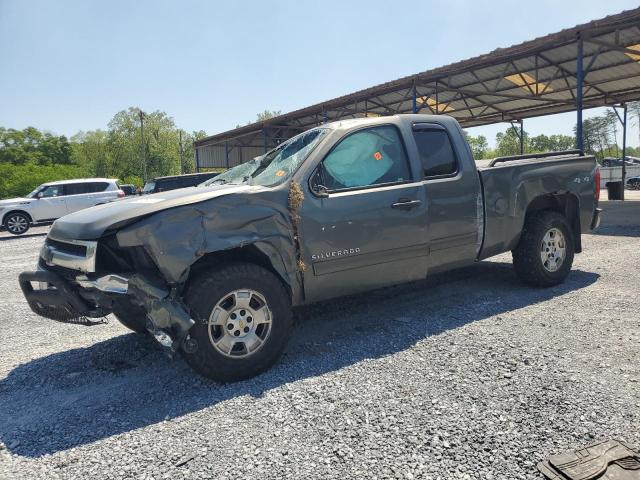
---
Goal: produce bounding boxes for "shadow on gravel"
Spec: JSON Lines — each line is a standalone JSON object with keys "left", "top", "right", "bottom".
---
{"left": 590, "top": 225, "right": 640, "bottom": 238}
{"left": 0, "top": 232, "right": 48, "bottom": 241}
{"left": 0, "top": 261, "right": 599, "bottom": 457}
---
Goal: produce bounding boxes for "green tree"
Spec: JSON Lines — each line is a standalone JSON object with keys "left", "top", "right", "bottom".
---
{"left": 628, "top": 101, "right": 640, "bottom": 149}
{"left": 529, "top": 133, "right": 575, "bottom": 152}
{"left": 106, "top": 107, "right": 182, "bottom": 182}
{"left": 495, "top": 127, "right": 528, "bottom": 156}
{"left": 0, "top": 127, "right": 72, "bottom": 165}
{"left": 256, "top": 110, "right": 281, "bottom": 122}
{"left": 463, "top": 131, "right": 489, "bottom": 159}
{"left": 0, "top": 162, "right": 89, "bottom": 198}
{"left": 71, "top": 130, "right": 111, "bottom": 176}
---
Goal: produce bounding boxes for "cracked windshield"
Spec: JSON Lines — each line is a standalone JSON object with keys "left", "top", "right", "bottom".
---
{"left": 201, "top": 128, "right": 327, "bottom": 188}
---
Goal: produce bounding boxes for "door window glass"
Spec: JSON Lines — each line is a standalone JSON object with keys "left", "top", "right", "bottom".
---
{"left": 157, "top": 179, "right": 180, "bottom": 191}
{"left": 142, "top": 182, "right": 156, "bottom": 193}
{"left": 321, "top": 126, "right": 410, "bottom": 190}
{"left": 86, "top": 182, "right": 109, "bottom": 192}
{"left": 41, "top": 185, "right": 62, "bottom": 197}
{"left": 413, "top": 129, "right": 458, "bottom": 177}
{"left": 64, "top": 183, "right": 90, "bottom": 195}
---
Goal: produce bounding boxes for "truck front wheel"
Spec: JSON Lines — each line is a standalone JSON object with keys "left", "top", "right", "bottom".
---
{"left": 512, "top": 210, "right": 575, "bottom": 287}
{"left": 181, "top": 262, "right": 293, "bottom": 382}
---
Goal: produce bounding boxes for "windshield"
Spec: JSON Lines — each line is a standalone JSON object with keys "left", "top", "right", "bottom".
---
{"left": 250, "top": 129, "right": 327, "bottom": 186}
{"left": 200, "top": 157, "right": 263, "bottom": 186}
{"left": 26, "top": 185, "right": 44, "bottom": 198}
{"left": 201, "top": 128, "right": 327, "bottom": 188}
{"left": 142, "top": 182, "right": 156, "bottom": 194}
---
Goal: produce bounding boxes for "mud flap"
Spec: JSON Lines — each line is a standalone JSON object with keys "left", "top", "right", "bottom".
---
{"left": 538, "top": 439, "right": 640, "bottom": 479}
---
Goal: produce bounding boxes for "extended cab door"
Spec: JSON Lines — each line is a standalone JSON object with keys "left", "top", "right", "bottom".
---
{"left": 411, "top": 123, "right": 482, "bottom": 272}
{"left": 299, "top": 124, "right": 429, "bottom": 302}
{"left": 31, "top": 185, "right": 68, "bottom": 221}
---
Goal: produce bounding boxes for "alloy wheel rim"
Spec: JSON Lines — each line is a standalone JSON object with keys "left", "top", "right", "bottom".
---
{"left": 207, "top": 289, "right": 272, "bottom": 358}
{"left": 540, "top": 227, "right": 566, "bottom": 272}
{"left": 7, "top": 215, "right": 28, "bottom": 234}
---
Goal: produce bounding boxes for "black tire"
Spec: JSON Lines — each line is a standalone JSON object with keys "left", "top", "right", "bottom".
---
{"left": 4, "top": 212, "right": 31, "bottom": 235}
{"left": 512, "top": 210, "right": 575, "bottom": 287}
{"left": 182, "top": 262, "right": 292, "bottom": 382}
{"left": 112, "top": 299, "right": 149, "bottom": 334}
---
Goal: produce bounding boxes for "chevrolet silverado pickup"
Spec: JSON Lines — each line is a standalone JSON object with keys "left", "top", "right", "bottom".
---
{"left": 19, "top": 115, "right": 602, "bottom": 381}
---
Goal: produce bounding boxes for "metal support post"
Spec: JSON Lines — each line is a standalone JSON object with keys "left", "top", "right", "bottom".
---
{"left": 576, "top": 37, "right": 584, "bottom": 152}
{"left": 622, "top": 104, "right": 627, "bottom": 200}
{"left": 412, "top": 81, "right": 418, "bottom": 114}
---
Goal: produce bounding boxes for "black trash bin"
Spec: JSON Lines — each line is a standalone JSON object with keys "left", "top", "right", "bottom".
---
{"left": 606, "top": 181, "right": 624, "bottom": 200}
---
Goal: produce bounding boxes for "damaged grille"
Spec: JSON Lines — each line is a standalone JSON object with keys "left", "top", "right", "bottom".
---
{"left": 96, "top": 236, "right": 160, "bottom": 278}
{"left": 45, "top": 238, "right": 88, "bottom": 257}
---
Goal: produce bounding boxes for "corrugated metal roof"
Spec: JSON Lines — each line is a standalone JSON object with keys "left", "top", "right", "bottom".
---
{"left": 196, "top": 7, "right": 640, "bottom": 167}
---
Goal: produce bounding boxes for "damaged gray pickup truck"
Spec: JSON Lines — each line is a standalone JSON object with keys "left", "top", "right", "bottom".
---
{"left": 20, "top": 115, "right": 602, "bottom": 381}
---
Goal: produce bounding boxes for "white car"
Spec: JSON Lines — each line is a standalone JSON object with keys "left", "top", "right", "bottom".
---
{"left": 0, "top": 178, "right": 125, "bottom": 235}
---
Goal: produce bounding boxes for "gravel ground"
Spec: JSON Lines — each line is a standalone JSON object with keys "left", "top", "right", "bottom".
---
{"left": 0, "top": 200, "right": 638, "bottom": 480}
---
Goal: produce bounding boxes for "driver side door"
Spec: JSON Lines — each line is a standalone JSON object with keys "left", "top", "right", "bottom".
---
{"left": 32, "top": 185, "right": 68, "bottom": 221}
{"left": 299, "top": 125, "right": 429, "bottom": 302}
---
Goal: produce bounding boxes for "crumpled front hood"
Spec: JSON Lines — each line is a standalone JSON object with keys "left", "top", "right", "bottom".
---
{"left": 0, "top": 197, "right": 32, "bottom": 206}
{"left": 49, "top": 184, "right": 256, "bottom": 241}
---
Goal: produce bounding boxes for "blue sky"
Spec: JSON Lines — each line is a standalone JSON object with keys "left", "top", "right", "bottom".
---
{"left": 1, "top": 0, "right": 638, "bottom": 147}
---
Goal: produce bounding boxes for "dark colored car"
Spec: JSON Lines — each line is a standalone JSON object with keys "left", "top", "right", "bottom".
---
{"left": 626, "top": 176, "right": 640, "bottom": 190}
{"left": 119, "top": 184, "right": 137, "bottom": 196}
{"left": 20, "top": 115, "right": 601, "bottom": 382}
{"left": 601, "top": 157, "right": 640, "bottom": 167}
{"left": 142, "top": 173, "right": 218, "bottom": 194}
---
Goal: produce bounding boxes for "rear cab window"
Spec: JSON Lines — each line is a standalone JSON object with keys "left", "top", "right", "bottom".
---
{"left": 412, "top": 125, "right": 458, "bottom": 178}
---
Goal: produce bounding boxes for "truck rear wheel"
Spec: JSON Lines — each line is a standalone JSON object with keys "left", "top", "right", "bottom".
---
{"left": 182, "top": 262, "right": 292, "bottom": 382}
{"left": 512, "top": 210, "right": 575, "bottom": 287}
{"left": 112, "top": 299, "right": 149, "bottom": 334}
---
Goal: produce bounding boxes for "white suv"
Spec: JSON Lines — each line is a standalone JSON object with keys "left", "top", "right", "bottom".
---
{"left": 0, "top": 178, "right": 124, "bottom": 235}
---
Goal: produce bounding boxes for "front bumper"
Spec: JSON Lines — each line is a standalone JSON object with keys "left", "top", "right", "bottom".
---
{"left": 590, "top": 207, "right": 602, "bottom": 230}
{"left": 20, "top": 265, "right": 195, "bottom": 353}
{"left": 19, "top": 269, "right": 109, "bottom": 322}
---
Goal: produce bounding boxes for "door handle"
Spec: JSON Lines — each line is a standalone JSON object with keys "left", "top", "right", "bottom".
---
{"left": 391, "top": 198, "right": 422, "bottom": 210}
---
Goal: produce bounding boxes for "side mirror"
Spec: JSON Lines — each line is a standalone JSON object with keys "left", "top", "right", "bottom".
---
{"left": 311, "top": 167, "right": 330, "bottom": 198}
{"left": 314, "top": 184, "right": 329, "bottom": 198}
{"left": 36, "top": 192, "right": 43, "bottom": 199}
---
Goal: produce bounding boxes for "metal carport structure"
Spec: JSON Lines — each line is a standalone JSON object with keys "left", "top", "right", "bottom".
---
{"left": 195, "top": 7, "right": 640, "bottom": 176}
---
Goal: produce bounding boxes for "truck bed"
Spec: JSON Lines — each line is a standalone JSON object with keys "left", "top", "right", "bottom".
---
{"left": 476, "top": 153, "right": 598, "bottom": 260}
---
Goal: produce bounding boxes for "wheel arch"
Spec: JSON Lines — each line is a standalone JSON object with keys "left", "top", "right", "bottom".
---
{"left": 185, "top": 244, "right": 295, "bottom": 302}
{"left": 2, "top": 209, "right": 33, "bottom": 225}
{"left": 522, "top": 193, "right": 581, "bottom": 253}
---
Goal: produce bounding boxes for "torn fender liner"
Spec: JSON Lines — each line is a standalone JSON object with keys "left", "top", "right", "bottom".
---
{"left": 116, "top": 189, "right": 302, "bottom": 302}
{"left": 128, "top": 275, "right": 195, "bottom": 354}
{"left": 538, "top": 439, "right": 640, "bottom": 480}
